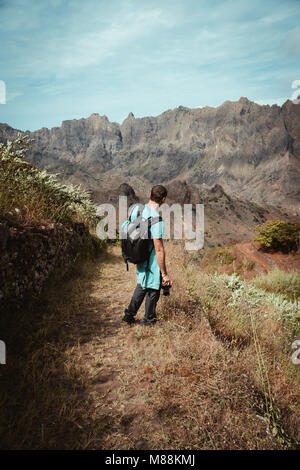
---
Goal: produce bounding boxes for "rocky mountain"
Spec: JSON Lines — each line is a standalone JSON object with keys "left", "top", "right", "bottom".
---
{"left": 164, "top": 181, "right": 293, "bottom": 246}
{"left": 0, "top": 97, "right": 299, "bottom": 210}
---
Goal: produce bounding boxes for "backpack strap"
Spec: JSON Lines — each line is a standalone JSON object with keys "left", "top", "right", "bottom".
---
{"left": 128, "top": 203, "right": 144, "bottom": 222}
{"left": 146, "top": 215, "right": 163, "bottom": 239}
{"left": 148, "top": 215, "right": 162, "bottom": 226}
{"left": 144, "top": 215, "right": 163, "bottom": 272}
{"left": 145, "top": 244, "right": 154, "bottom": 273}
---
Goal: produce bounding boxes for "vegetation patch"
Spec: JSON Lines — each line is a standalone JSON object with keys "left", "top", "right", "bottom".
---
{"left": 216, "top": 272, "right": 300, "bottom": 332}
{"left": 201, "top": 246, "right": 236, "bottom": 272}
{"left": 252, "top": 269, "right": 300, "bottom": 302}
{"left": 255, "top": 220, "right": 300, "bottom": 253}
{"left": 0, "top": 136, "right": 98, "bottom": 228}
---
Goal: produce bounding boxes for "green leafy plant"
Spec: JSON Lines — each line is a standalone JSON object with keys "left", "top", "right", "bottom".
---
{"left": 254, "top": 220, "right": 300, "bottom": 253}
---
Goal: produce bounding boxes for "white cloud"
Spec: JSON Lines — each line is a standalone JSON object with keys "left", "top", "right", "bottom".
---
{"left": 58, "top": 9, "right": 168, "bottom": 70}
{"left": 0, "top": 3, "right": 174, "bottom": 81}
{"left": 1, "top": 0, "right": 300, "bottom": 130}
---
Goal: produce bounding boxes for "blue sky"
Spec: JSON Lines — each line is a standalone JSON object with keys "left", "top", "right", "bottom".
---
{"left": 0, "top": 0, "right": 299, "bottom": 131}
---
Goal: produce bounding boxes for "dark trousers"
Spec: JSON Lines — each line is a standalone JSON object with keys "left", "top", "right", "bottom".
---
{"left": 125, "top": 284, "right": 160, "bottom": 323}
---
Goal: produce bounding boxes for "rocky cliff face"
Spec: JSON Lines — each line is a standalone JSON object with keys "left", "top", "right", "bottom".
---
{"left": 1, "top": 98, "right": 299, "bottom": 209}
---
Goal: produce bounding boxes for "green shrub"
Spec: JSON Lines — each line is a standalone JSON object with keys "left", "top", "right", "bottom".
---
{"left": 216, "top": 247, "right": 236, "bottom": 265}
{"left": 0, "top": 135, "right": 99, "bottom": 228}
{"left": 254, "top": 220, "right": 300, "bottom": 253}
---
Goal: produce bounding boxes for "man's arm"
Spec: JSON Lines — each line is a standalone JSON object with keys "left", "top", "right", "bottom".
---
{"left": 153, "top": 239, "right": 171, "bottom": 286}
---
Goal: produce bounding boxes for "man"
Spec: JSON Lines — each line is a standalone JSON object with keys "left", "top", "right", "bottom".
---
{"left": 122, "top": 185, "right": 172, "bottom": 326}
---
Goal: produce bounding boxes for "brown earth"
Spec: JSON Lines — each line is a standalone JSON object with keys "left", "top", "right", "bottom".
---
{"left": 232, "top": 242, "right": 300, "bottom": 277}
{"left": 206, "top": 241, "right": 300, "bottom": 279}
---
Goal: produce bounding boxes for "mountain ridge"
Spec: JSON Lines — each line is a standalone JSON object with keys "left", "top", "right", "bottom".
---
{"left": 1, "top": 97, "right": 299, "bottom": 210}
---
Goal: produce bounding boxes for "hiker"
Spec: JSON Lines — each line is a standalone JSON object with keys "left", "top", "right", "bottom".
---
{"left": 122, "top": 185, "right": 172, "bottom": 326}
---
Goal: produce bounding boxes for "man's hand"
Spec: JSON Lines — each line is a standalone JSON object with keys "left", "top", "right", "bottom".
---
{"left": 162, "top": 273, "right": 172, "bottom": 286}
{"left": 153, "top": 239, "right": 172, "bottom": 287}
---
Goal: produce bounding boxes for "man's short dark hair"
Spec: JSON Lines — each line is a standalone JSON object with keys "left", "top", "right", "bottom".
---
{"left": 150, "top": 185, "right": 168, "bottom": 203}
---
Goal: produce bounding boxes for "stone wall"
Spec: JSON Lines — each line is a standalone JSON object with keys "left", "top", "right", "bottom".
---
{"left": 0, "top": 217, "right": 99, "bottom": 304}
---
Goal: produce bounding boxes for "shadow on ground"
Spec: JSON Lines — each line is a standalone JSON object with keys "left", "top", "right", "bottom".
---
{"left": 0, "top": 247, "right": 126, "bottom": 449}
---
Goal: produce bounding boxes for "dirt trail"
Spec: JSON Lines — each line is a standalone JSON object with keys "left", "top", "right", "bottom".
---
{"left": 72, "top": 245, "right": 162, "bottom": 449}
{"left": 65, "top": 245, "right": 281, "bottom": 450}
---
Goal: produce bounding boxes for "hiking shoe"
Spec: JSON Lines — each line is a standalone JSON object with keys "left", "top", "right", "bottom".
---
{"left": 122, "top": 314, "right": 136, "bottom": 324}
{"left": 140, "top": 319, "right": 156, "bottom": 327}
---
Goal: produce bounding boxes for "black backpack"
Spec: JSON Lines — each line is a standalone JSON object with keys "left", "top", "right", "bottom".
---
{"left": 121, "top": 204, "right": 162, "bottom": 271}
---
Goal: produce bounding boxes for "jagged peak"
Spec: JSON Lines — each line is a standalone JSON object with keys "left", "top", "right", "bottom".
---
{"left": 220, "top": 97, "right": 255, "bottom": 108}
{"left": 177, "top": 105, "right": 189, "bottom": 111}
{"left": 121, "top": 112, "right": 135, "bottom": 126}
{"left": 239, "top": 96, "right": 250, "bottom": 103}
{"left": 122, "top": 112, "right": 135, "bottom": 121}
{"left": 88, "top": 113, "right": 109, "bottom": 121}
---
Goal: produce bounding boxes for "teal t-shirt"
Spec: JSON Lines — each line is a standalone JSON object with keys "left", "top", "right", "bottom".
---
{"left": 122, "top": 204, "right": 164, "bottom": 290}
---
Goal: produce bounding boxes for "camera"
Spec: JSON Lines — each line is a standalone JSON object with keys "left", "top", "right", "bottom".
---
{"left": 162, "top": 285, "right": 171, "bottom": 296}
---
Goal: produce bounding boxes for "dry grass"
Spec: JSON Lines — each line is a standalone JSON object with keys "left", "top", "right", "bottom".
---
{"left": 200, "top": 246, "right": 237, "bottom": 273}
{"left": 180, "top": 246, "right": 300, "bottom": 446}
{"left": 0, "top": 251, "right": 109, "bottom": 449}
{"left": 251, "top": 269, "right": 300, "bottom": 302}
{"left": 0, "top": 242, "right": 299, "bottom": 449}
{"left": 117, "top": 244, "right": 299, "bottom": 450}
